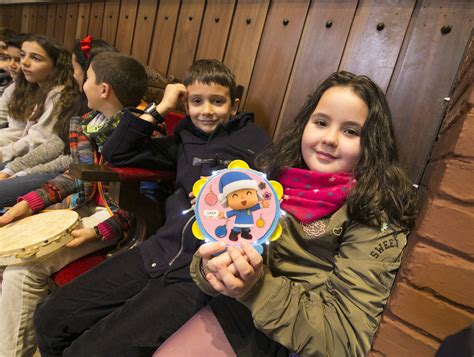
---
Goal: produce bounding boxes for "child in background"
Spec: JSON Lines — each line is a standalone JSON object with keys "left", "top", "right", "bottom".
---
{"left": 0, "top": 52, "right": 148, "bottom": 357}
{"left": 0, "top": 36, "right": 116, "bottom": 210}
{"left": 0, "top": 27, "right": 16, "bottom": 99}
{"left": 156, "top": 71, "right": 418, "bottom": 356}
{"left": 0, "top": 33, "right": 25, "bottom": 129}
{"left": 0, "top": 35, "right": 81, "bottom": 163}
{"left": 33, "top": 59, "right": 271, "bottom": 356}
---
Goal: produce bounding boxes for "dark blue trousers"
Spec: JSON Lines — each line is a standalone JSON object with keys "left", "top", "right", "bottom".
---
{"left": 34, "top": 247, "right": 210, "bottom": 357}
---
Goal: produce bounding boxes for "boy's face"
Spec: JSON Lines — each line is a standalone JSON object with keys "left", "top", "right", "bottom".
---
{"left": 185, "top": 81, "right": 238, "bottom": 134}
{"left": 83, "top": 65, "right": 102, "bottom": 111}
{"left": 6, "top": 46, "right": 21, "bottom": 81}
{"left": 227, "top": 189, "right": 259, "bottom": 210}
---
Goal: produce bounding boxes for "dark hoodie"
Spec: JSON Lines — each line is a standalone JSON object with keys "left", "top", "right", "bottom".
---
{"left": 102, "top": 109, "right": 271, "bottom": 281}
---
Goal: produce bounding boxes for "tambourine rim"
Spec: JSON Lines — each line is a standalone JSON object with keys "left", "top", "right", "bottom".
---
{"left": 0, "top": 210, "right": 79, "bottom": 258}
{"left": 195, "top": 167, "right": 280, "bottom": 246}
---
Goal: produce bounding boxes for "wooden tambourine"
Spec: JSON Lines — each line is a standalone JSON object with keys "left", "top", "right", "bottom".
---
{"left": 0, "top": 210, "right": 80, "bottom": 265}
{"left": 192, "top": 160, "right": 283, "bottom": 254}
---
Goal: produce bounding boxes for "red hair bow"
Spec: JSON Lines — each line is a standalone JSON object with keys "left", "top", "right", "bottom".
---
{"left": 80, "top": 35, "right": 93, "bottom": 58}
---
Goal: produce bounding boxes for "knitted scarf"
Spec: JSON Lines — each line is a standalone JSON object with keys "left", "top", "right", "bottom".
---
{"left": 81, "top": 110, "right": 123, "bottom": 152}
{"left": 278, "top": 167, "right": 355, "bottom": 223}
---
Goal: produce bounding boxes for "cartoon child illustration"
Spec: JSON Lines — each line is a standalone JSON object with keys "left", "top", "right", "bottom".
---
{"left": 218, "top": 171, "right": 269, "bottom": 241}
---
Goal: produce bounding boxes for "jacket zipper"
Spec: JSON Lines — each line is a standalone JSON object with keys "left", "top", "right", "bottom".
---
{"left": 168, "top": 214, "right": 195, "bottom": 266}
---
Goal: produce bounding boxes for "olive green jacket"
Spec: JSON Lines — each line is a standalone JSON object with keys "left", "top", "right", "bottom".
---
{"left": 191, "top": 205, "right": 407, "bottom": 356}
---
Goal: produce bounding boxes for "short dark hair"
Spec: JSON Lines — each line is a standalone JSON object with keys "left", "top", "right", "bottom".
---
{"left": 4, "top": 33, "right": 30, "bottom": 50}
{"left": 0, "top": 27, "right": 16, "bottom": 44}
{"left": 90, "top": 52, "right": 147, "bottom": 107}
{"left": 183, "top": 59, "right": 237, "bottom": 102}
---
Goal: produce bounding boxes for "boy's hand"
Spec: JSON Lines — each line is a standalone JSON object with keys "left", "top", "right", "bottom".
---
{"left": 156, "top": 83, "right": 187, "bottom": 117}
{"left": 65, "top": 227, "right": 98, "bottom": 248}
{"left": 262, "top": 200, "right": 270, "bottom": 208}
{"left": 0, "top": 172, "right": 11, "bottom": 180}
{"left": 0, "top": 201, "right": 33, "bottom": 227}
{"left": 206, "top": 242, "right": 263, "bottom": 300}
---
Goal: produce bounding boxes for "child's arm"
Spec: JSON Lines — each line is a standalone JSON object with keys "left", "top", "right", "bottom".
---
{"left": 2, "top": 135, "right": 65, "bottom": 177}
{"left": 235, "top": 227, "right": 406, "bottom": 356}
{"left": 0, "top": 88, "right": 61, "bottom": 162}
{"left": 102, "top": 83, "right": 186, "bottom": 169}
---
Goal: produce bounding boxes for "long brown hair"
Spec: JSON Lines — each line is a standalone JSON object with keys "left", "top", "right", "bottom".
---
{"left": 257, "top": 71, "right": 417, "bottom": 230}
{"left": 8, "top": 35, "right": 81, "bottom": 147}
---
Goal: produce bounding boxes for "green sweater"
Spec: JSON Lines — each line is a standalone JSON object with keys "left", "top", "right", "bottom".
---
{"left": 191, "top": 205, "right": 407, "bottom": 356}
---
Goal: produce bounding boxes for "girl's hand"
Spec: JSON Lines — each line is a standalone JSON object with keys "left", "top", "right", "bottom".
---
{"left": 188, "top": 191, "right": 196, "bottom": 207}
{"left": 0, "top": 172, "right": 11, "bottom": 180}
{"left": 199, "top": 242, "right": 238, "bottom": 280}
{"left": 0, "top": 201, "right": 33, "bottom": 227}
{"left": 65, "top": 228, "right": 98, "bottom": 248}
{"left": 206, "top": 242, "right": 264, "bottom": 300}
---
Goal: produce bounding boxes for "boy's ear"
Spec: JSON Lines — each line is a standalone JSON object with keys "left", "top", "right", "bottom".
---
{"left": 100, "top": 83, "right": 112, "bottom": 99}
{"left": 230, "top": 98, "right": 240, "bottom": 116}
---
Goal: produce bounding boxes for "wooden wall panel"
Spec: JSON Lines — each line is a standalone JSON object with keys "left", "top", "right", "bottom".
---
{"left": 34, "top": 4, "right": 48, "bottom": 35}
{"left": 45, "top": 4, "right": 56, "bottom": 39}
{"left": 20, "top": 5, "right": 33, "bottom": 33}
{"left": 167, "top": 0, "right": 206, "bottom": 79}
{"left": 4, "top": 6, "right": 21, "bottom": 33}
{"left": 223, "top": 0, "right": 270, "bottom": 101}
{"left": 115, "top": 0, "right": 139, "bottom": 54}
{"left": 339, "top": 0, "right": 416, "bottom": 92}
{"left": 195, "top": 0, "right": 236, "bottom": 61}
{"left": 28, "top": 5, "right": 39, "bottom": 34}
{"left": 387, "top": 0, "right": 474, "bottom": 182}
{"left": 148, "top": 1, "right": 180, "bottom": 74}
{"left": 75, "top": 3, "right": 91, "bottom": 41}
{"left": 53, "top": 4, "right": 67, "bottom": 44}
{"left": 277, "top": 0, "right": 357, "bottom": 137}
{"left": 131, "top": 0, "right": 159, "bottom": 64}
{"left": 88, "top": 1, "right": 105, "bottom": 38}
{"left": 64, "top": 3, "right": 79, "bottom": 50}
{"left": 245, "top": 0, "right": 310, "bottom": 135}
{"left": 101, "top": 0, "right": 120, "bottom": 45}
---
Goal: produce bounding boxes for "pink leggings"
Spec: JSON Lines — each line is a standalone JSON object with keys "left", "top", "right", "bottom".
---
{"left": 154, "top": 305, "right": 235, "bottom": 356}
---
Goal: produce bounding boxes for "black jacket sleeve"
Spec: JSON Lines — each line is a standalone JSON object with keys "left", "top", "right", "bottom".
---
{"left": 102, "top": 108, "right": 178, "bottom": 170}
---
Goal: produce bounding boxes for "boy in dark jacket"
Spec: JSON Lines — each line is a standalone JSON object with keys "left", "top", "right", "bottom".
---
{"left": 34, "top": 59, "right": 271, "bottom": 356}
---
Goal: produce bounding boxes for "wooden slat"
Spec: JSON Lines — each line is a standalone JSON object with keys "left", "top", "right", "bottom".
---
{"left": 45, "top": 4, "right": 56, "bottom": 39}
{"left": 339, "top": 0, "right": 416, "bottom": 92}
{"left": 20, "top": 5, "right": 31, "bottom": 33}
{"left": 75, "top": 2, "right": 91, "bottom": 40}
{"left": 195, "top": 0, "right": 236, "bottom": 61}
{"left": 147, "top": 1, "right": 180, "bottom": 74}
{"left": 101, "top": 0, "right": 120, "bottom": 45}
{"left": 276, "top": 0, "right": 357, "bottom": 137}
{"left": 88, "top": 1, "right": 105, "bottom": 38}
{"left": 34, "top": 4, "right": 48, "bottom": 35}
{"left": 167, "top": 0, "right": 206, "bottom": 79}
{"left": 12, "top": 5, "right": 23, "bottom": 33}
{"left": 64, "top": 3, "right": 79, "bottom": 50}
{"left": 245, "top": 0, "right": 310, "bottom": 135}
{"left": 54, "top": 4, "right": 67, "bottom": 44}
{"left": 131, "top": 0, "right": 159, "bottom": 64}
{"left": 28, "top": 5, "right": 38, "bottom": 33}
{"left": 223, "top": 0, "right": 270, "bottom": 104}
{"left": 387, "top": 0, "right": 474, "bottom": 182}
{"left": 115, "top": 0, "right": 139, "bottom": 54}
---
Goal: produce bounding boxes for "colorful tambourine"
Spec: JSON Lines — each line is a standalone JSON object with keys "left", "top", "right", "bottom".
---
{"left": 192, "top": 160, "right": 283, "bottom": 254}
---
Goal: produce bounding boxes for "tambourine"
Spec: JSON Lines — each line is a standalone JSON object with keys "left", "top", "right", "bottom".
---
{"left": 0, "top": 210, "right": 79, "bottom": 265}
{"left": 192, "top": 160, "right": 283, "bottom": 254}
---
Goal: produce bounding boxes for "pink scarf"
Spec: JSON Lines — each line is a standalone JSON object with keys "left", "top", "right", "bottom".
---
{"left": 279, "top": 167, "right": 355, "bottom": 223}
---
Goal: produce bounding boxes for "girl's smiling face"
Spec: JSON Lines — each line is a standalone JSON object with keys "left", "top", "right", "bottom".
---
{"left": 20, "top": 41, "right": 55, "bottom": 86}
{"left": 301, "top": 86, "right": 368, "bottom": 174}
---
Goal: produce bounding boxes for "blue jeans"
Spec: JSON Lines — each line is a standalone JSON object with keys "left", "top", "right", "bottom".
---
{"left": 0, "top": 172, "right": 61, "bottom": 209}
